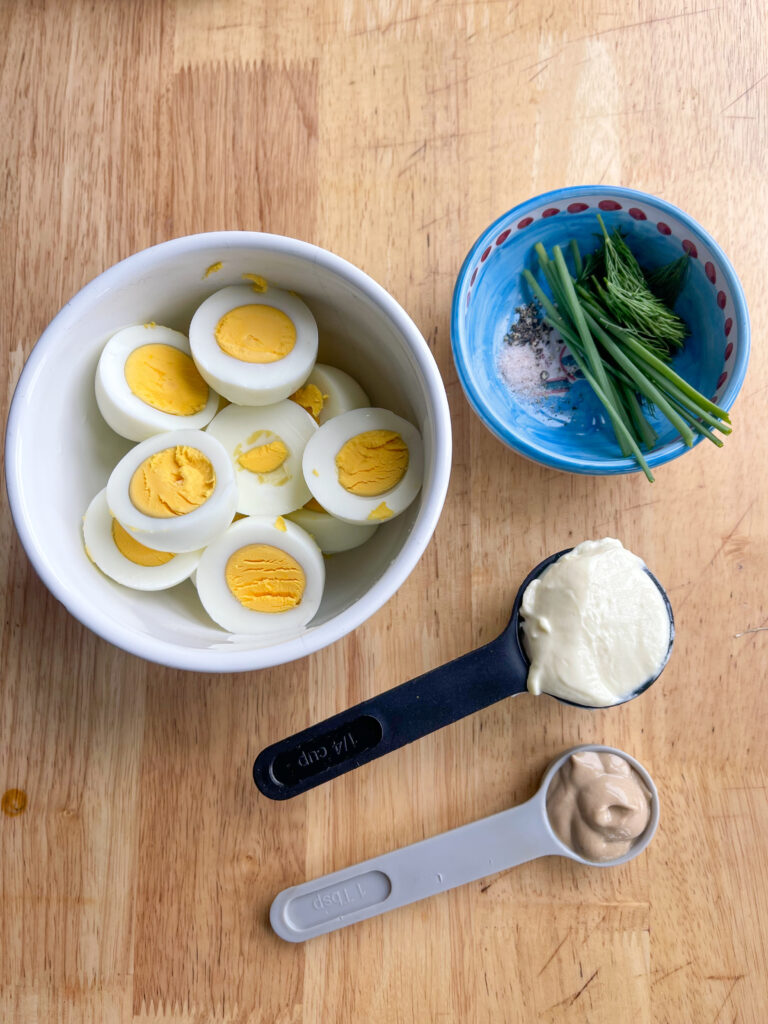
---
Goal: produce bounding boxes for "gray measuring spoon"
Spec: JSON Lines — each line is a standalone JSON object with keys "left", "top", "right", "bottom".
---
{"left": 270, "top": 744, "right": 659, "bottom": 942}
{"left": 253, "top": 549, "right": 674, "bottom": 800}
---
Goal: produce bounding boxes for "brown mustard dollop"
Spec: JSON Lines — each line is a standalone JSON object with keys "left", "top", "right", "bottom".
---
{"left": 546, "top": 751, "right": 652, "bottom": 862}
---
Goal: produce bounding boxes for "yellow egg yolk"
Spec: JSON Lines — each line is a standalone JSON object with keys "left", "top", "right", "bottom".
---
{"left": 238, "top": 439, "right": 289, "bottom": 474}
{"left": 111, "top": 518, "right": 175, "bottom": 566}
{"left": 335, "top": 430, "right": 409, "bottom": 496}
{"left": 368, "top": 502, "right": 393, "bottom": 521}
{"left": 214, "top": 305, "right": 296, "bottom": 363}
{"left": 124, "top": 344, "right": 209, "bottom": 415}
{"left": 129, "top": 445, "right": 215, "bottom": 518}
{"left": 242, "top": 273, "right": 268, "bottom": 293}
{"left": 225, "top": 543, "right": 305, "bottom": 612}
{"left": 289, "top": 383, "right": 326, "bottom": 421}
{"left": 204, "top": 261, "right": 223, "bottom": 278}
{"left": 303, "top": 497, "right": 326, "bottom": 513}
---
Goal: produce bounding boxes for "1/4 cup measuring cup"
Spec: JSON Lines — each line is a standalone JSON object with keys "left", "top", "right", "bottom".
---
{"left": 270, "top": 744, "right": 659, "bottom": 942}
{"left": 254, "top": 549, "right": 673, "bottom": 800}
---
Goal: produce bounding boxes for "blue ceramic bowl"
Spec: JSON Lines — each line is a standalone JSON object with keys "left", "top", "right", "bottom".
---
{"left": 451, "top": 186, "right": 750, "bottom": 474}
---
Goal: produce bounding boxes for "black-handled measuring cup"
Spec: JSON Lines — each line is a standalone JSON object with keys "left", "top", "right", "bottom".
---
{"left": 253, "top": 548, "right": 674, "bottom": 800}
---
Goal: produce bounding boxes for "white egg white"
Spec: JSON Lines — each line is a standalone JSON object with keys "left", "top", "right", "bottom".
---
{"left": 205, "top": 401, "right": 317, "bottom": 516}
{"left": 95, "top": 324, "right": 220, "bottom": 441}
{"left": 299, "top": 363, "right": 370, "bottom": 424}
{"left": 286, "top": 507, "right": 378, "bottom": 554}
{"left": 83, "top": 489, "right": 202, "bottom": 590}
{"left": 106, "top": 429, "right": 238, "bottom": 553}
{"left": 195, "top": 515, "right": 325, "bottom": 635}
{"left": 302, "top": 408, "right": 424, "bottom": 525}
{"left": 189, "top": 284, "right": 318, "bottom": 405}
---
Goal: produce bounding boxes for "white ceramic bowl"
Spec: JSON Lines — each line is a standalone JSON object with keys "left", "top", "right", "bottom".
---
{"left": 6, "top": 233, "right": 452, "bottom": 672}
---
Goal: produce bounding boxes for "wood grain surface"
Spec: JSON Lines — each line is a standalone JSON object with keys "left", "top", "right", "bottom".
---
{"left": 2, "top": 1, "right": 767, "bottom": 1021}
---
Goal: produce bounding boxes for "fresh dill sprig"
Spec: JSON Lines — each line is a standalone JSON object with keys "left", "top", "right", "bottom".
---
{"left": 523, "top": 230, "right": 731, "bottom": 482}
{"left": 595, "top": 214, "right": 687, "bottom": 359}
{"left": 644, "top": 255, "right": 689, "bottom": 309}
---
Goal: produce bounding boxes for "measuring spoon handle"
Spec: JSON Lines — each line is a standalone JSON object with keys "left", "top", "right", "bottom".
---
{"left": 270, "top": 797, "right": 557, "bottom": 941}
{"left": 253, "top": 629, "right": 528, "bottom": 800}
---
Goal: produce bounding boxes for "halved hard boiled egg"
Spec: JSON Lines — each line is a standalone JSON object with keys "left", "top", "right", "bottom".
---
{"left": 289, "top": 363, "right": 369, "bottom": 424}
{"left": 189, "top": 284, "right": 318, "bottom": 405}
{"left": 106, "top": 429, "right": 237, "bottom": 552}
{"left": 302, "top": 408, "right": 424, "bottom": 525}
{"left": 286, "top": 499, "right": 379, "bottom": 554}
{"left": 95, "top": 324, "right": 219, "bottom": 441}
{"left": 205, "top": 400, "right": 317, "bottom": 516}
{"left": 83, "top": 489, "right": 202, "bottom": 590}
{"left": 195, "top": 515, "right": 325, "bottom": 635}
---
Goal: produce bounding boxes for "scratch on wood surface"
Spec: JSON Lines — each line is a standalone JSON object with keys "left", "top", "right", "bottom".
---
{"left": 538, "top": 106, "right": 662, "bottom": 125}
{"left": 426, "top": 54, "right": 529, "bottom": 95}
{"left": 527, "top": 61, "right": 550, "bottom": 82}
{"left": 721, "top": 71, "right": 768, "bottom": 111}
{"left": 521, "top": 53, "right": 561, "bottom": 73}
{"left": 584, "top": 911, "right": 608, "bottom": 942}
{"left": 743, "top": 381, "right": 768, "bottom": 400}
{"left": 545, "top": 968, "right": 600, "bottom": 1012}
{"left": 595, "top": 497, "right": 660, "bottom": 527}
{"left": 676, "top": 499, "right": 757, "bottom": 610}
{"left": 537, "top": 931, "right": 571, "bottom": 975}
{"left": 708, "top": 975, "right": 745, "bottom": 1022}
{"left": 568, "top": 6, "right": 720, "bottom": 43}
{"left": 368, "top": 131, "right": 482, "bottom": 151}
{"left": 651, "top": 960, "right": 692, "bottom": 984}
{"left": 479, "top": 867, "right": 514, "bottom": 893}
{"left": 570, "top": 968, "right": 599, "bottom": 1004}
{"left": 352, "top": 11, "right": 428, "bottom": 37}
{"left": 419, "top": 212, "right": 450, "bottom": 231}
{"left": 395, "top": 141, "right": 429, "bottom": 177}
{"left": 734, "top": 625, "right": 768, "bottom": 638}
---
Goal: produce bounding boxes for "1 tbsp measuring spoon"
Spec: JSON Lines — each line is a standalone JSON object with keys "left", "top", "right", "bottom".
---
{"left": 253, "top": 549, "right": 674, "bottom": 800}
{"left": 270, "top": 743, "right": 660, "bottom": 942}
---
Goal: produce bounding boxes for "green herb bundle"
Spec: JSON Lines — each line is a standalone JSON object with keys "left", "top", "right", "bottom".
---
{"left": 523, "top": 216, "right": 731, "bottom": 482}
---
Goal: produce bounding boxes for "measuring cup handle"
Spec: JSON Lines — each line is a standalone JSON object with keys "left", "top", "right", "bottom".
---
{"left": 253, "top": 629, "right": 528, "bottom": 800}
{"left": 270, "top": 797, "right": 558, "bottom": 941}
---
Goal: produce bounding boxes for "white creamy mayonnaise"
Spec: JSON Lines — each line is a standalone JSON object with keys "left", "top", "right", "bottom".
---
{"left": 520, "top": 538, "right": 671, "bottom": 707}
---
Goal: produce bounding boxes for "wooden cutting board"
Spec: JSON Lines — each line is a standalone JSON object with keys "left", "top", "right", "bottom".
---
{"left": 2, "top": 1, "right": 766, "bottom": 1020}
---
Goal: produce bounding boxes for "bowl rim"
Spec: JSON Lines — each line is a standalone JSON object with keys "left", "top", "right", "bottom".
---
{"left": 451, "top": 184, "right": 751, "bottom": 475}
{"left": 6, "top": 230, "right": 452, "bottom": 672}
